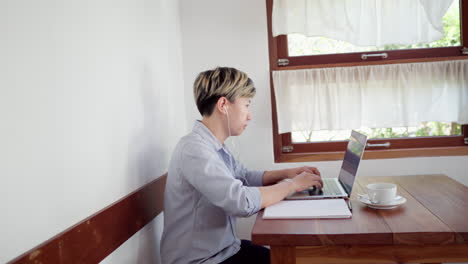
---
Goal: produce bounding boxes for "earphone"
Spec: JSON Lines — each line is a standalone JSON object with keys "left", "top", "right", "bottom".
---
{"left": 224, "top": 105, "right": 231, "bottom": 137}
{"left": 223, "top": 104, "right": 239, "bottom": 161}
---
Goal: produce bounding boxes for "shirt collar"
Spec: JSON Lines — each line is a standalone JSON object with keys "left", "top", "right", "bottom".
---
{"left": 193, "top": 120, "right": 224, "bottom": 151}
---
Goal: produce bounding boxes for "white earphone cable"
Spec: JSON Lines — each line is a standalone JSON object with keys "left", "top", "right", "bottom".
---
{"left": 225, "top": 107, "right": 239, "bottom": 161}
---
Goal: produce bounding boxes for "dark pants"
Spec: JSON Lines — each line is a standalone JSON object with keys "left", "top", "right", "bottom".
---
{"left": 220, "top": 240, "right": 270, "bottom": 264}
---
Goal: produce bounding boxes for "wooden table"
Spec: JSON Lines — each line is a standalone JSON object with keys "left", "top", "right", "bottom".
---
{"left": 252, "top": 175, "right": 468, "bottom": 264}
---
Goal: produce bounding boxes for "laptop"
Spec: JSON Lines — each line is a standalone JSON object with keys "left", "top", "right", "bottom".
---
{"left": 286, "top": 130, "right": 367, "bottom": 200}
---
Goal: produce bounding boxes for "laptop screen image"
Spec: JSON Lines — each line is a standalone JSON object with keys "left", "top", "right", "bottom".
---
{"left": 338, "top": 130, "right": 367, "bottom": 195}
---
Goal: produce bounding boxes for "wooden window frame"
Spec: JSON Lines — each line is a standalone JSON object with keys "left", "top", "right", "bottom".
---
{"left": 266, "top": 0, "right": 468, "bottom": 162}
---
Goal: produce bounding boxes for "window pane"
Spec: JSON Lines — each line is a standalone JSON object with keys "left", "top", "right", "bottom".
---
{"left": 288, "top": 1, "right": 460, "bottom": 57}
{"left": 291, "top": 122, "right": 462, "bottom": 143}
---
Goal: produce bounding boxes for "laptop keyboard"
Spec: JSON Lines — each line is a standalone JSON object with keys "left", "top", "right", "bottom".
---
{"left": 308, "top": 178, "right": 343, "bottom": 196}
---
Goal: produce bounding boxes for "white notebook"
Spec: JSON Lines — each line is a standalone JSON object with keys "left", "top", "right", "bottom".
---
{"left": 263, "top": 199, "right": 352, "bottom": 219}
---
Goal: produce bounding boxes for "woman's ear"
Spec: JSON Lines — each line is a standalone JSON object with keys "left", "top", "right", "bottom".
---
{"left": 217, "top": 97, "right": 229, "bottom": 115}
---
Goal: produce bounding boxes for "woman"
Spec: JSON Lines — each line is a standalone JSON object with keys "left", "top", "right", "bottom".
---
{"left": 161, "top": 67, "right": 322, "bottom": 264}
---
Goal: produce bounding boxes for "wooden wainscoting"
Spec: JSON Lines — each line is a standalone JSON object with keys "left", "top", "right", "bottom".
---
{"left": 7, "top": 174, "right": 167, "bottom": 264}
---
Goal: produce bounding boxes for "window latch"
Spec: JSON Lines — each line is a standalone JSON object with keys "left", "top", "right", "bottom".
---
{"left": 277, "top": 59, "right": 289, "bottom": 66}
{"left": 282, "top": 145, "right": 294, "bottom": 153}
{"left": 361, "top": 53, "right": 388, "bottom": 60}
{"left": 462, "top": 47, "right": 468, "bottom": 55}
{"left": 366, "top": 142, "right": 391, "bottom": 148}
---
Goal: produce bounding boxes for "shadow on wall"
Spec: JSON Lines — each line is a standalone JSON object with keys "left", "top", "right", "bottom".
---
{"left": 128, "top": 62, "right": 165, "bottom": 264}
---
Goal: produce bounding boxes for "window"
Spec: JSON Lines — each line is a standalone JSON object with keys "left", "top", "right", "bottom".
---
{"left": 270, "top": 0, "right": 468, "bottom": 67}
{"left": 288, "top": 1, "right": 462, "bottom": 57}
{"left": 266, "top": 0, "right": 468, "bottom": 162}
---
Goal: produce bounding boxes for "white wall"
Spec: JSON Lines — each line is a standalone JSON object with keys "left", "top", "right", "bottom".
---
{"left": 179, "top": 0, "right": 468, "bottom": 241}
{"left": 0, "top": 0, "right": 185, "bottom": 263}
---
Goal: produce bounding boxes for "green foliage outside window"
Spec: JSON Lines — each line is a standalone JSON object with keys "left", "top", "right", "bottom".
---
{"left": 293, "top": 122, "right": 462, "bottom": 143}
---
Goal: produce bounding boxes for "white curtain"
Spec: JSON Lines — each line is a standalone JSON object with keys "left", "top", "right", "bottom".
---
{"left": 273, "top": 60, "right": 468, "bottom": 134}
{"left": 272, "top": 0, "right": 453, "bottom": 46}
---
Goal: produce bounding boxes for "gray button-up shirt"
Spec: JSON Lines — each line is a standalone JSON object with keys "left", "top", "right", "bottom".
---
{"left": 161, "top": 121, "right": 263, "bottom": 264}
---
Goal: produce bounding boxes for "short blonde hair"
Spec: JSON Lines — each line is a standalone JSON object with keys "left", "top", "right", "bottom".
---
{"left": 194, "top": 67, "right": 256, "bottom": 116}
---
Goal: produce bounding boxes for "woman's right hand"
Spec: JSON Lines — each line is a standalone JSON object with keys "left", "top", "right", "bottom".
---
{"left": 291, "top": 172, "right": 323, "bottom": 193}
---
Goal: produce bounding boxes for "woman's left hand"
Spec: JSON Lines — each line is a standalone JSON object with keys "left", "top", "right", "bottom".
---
{"left": 285, "top": 166, "right": 321, "bottom": 179}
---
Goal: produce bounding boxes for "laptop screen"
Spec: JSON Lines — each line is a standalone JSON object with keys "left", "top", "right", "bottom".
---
{"left": 338, "top": 130, "right": 367, "bottom": 195}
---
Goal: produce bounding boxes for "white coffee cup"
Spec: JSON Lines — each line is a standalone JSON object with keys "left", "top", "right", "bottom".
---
{"left": 366, "top": 183, "right": 397, "bottom": 205}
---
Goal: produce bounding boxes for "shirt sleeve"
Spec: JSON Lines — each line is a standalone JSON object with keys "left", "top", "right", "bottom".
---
{"left": 233, "top": 159, "right": 265, "bottom": 187}
{"left": 178, "top": 142, "right": 262, "bottom": 217}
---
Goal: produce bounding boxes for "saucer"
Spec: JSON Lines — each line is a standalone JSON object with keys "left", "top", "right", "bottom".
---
{"left": 358, "top": 194, "right": 406, "bottom": 210}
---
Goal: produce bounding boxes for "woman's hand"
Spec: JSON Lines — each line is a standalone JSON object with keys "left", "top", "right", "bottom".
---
{"left": 259, "top": 168, "right": 323, "bottom": 208}
{"left": 290, "top": 171, "right": 323, "bottom": 193}
{"left": 285, "top": 166, "right": 321, "bottom": 179}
